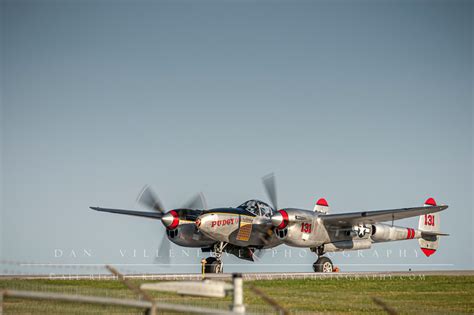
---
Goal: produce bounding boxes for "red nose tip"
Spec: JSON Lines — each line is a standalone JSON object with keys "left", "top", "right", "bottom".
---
{"left": 161, "top": 210, "right": 179, "bottom": 230}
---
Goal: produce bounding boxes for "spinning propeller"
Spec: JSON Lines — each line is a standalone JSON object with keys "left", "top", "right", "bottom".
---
{"left": 136, "top": 186, "right": 207, "bottom": 265}
{"left": 262, "top": 174, "right": 291, "bottom": 230}
{"left": 254, "top": 173, "right": 282, "bottom": 254}
{"left": 262, "top": 173, "right": 278, "bottom": 212}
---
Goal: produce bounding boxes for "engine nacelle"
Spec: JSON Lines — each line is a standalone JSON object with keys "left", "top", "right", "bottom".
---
{"left": 166, "top": 209, "right": 215, "bottom": 248}
{"left": 370, "top": 223, "right": 414, "bottom": 243}
{"left": 272, "top": 208, "right": 322, "bottom": 247}
{"left": 167, "top": 222, "right": 216, "bottom": 247}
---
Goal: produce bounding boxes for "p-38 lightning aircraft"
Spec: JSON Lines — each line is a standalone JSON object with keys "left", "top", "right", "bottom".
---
{"left": 91, "top": 174, "right": 449, "bottom": 273}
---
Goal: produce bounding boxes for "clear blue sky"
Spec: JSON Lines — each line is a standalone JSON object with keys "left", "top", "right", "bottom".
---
{"left": 1, "top": 0, "right": 472, "bottom": 274}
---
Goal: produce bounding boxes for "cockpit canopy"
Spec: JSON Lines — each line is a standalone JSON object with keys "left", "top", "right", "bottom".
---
{"left": 237, "top": 199, "right": 274, "bottom": 217}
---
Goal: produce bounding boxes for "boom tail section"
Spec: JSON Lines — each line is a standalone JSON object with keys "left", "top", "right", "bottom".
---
{"left": 370, "top": 197, "right": 447, "bottom": 257}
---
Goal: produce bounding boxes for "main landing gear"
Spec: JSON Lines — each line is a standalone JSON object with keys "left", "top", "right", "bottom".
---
{"left": 204, "top": 242, "right": 226, "bottom": 273}
{"left": 311, "top": 246, "right": 334, "bottom": 273}
{"left": 312, "top": 256, "right": 334, "bottom": 273}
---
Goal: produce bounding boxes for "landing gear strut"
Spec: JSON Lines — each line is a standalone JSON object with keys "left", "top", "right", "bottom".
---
{"left": 205, "top": 242, "right": 226, "bottom": 273}
{"left": 313, "top": 256, "right": 333, "bottom": 273}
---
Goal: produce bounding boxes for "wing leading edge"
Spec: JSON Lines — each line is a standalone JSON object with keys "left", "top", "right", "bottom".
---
{"left": 90, "top": 207, "right": 163, "bottom": 219}
{"left": 320, "top": 205, "right": 448, "bottom": 226}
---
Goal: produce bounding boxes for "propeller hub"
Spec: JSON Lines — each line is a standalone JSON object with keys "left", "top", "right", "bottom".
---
{"left": 272, "top": 210, "right": 289, "bottom": 229}
{"left": 161, "top": 210, "right": 179, "bottom": 230}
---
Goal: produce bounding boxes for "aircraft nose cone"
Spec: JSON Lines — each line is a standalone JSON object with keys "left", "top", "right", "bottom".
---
{"left": 196, "top": 213, "right": 216, "bottom": 233}
{"left": 161, "top": 210, "right": 179, "bottom": 229}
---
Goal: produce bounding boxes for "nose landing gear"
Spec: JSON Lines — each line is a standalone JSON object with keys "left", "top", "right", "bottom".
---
{"left": 204, "top": 242, "right": 227, "bottom": 274}
{"left": 204, "top": 257, "right": 223, "bottom": 273}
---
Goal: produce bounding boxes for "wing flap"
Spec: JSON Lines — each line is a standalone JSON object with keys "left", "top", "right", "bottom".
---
{"left": 90, "top": 206, "right": 163, "bottom": 219}
{"left": 320, "top": 205, "right": 448, "bottom": 226}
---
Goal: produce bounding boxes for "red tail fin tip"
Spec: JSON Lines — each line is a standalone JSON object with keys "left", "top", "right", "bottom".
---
{"left": 316, "top": 198, "right": 328, "bottom": 207}
{"left": 424, "top": 197, "right": 437, "bottom": 206}
{"left": 421, "top": 248, "right": 436, "bottom": 257}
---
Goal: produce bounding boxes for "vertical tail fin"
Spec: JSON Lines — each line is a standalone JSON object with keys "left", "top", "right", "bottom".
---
{"left": 418, "top": 197, "right": 440, "bottom": 257}
{"left": 314, "top": 198, "right": 329, "bottom": 213}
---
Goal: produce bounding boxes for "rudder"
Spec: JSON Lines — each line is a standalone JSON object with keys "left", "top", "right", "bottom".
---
{"left": 418, "top": 197, "right": 440, "bottom": 257}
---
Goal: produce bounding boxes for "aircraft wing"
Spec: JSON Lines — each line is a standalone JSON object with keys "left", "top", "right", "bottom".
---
{"left": 90, "top": 206, "right": 163, "bottom": 219}
{"left": 320, "top": 205, "right": 448, "bottom": 226}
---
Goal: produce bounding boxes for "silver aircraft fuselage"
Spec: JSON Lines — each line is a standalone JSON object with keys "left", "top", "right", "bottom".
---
{"left": 197, "top": 208, "right": 282, "bottom": 248}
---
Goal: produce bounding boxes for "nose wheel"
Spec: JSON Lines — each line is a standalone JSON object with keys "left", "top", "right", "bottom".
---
{"left": 313, "top": 256, "right": 334, "bottom": 273}
{"left": 204, "top": 242, "right": 226, "bottom": 273}
{"left": 204, "top": 257, "right": 223, "bottom": 273}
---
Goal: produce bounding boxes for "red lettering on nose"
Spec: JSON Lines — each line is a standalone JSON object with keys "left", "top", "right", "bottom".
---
{"left": 210, "top": 218, "right": 238, "bottom": 228}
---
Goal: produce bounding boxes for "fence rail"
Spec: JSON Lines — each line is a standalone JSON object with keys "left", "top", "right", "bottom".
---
{"left": 0, "top": 289, "right": 242, "bottom": 315}
{"left": 0, "top": 260, "right": 286, "bottom": 314}
{"left": 0, "top": 264, "right": 251, "bottom": 314}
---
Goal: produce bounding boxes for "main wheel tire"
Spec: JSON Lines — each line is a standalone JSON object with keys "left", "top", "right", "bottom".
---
{"left": 204, "top": 257, "right": 217, "bottom": 273}
{"left": 313, "top": 256, "right": 333, "bottom": 273}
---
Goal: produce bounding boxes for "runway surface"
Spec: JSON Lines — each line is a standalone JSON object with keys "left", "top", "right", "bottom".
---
{"left": 1, "top": 270, "right": 472, "bottom": 280}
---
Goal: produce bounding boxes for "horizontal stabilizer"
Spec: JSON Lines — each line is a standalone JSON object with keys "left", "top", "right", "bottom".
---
{"left": 421, "top": 231, "right": 449, "bottom": 237}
